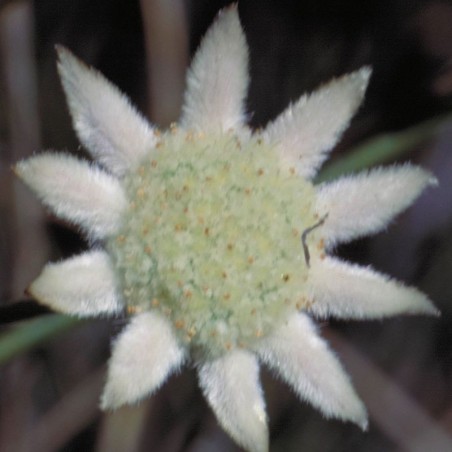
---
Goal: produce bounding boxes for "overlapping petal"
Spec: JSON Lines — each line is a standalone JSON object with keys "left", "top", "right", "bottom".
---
{"left": 198, "top": 350, "right": 268, "bottom": 452}
{"left": 262, "top": 68, "right": 371, "bottom": 179}
{"left": 316, "top": 165, "right": 437, "bottom": 248}
{"left": 101, "top": 312, "right": 186, "bottom": 409}
{"left": 15, "top": 153, "right": 126, "bottom": 238}
{"left": 180, "top": 6, "right": 249, "bottom": 132}
{"left": 28, "top": 250, "right": 122, "bottom": 316}
{"left": 308, "top": 256, "right": 438, "bottom": 319}
{"left": 254, "top": 312, "right": 367, "bottom": 428}
{"left": 57, "top": 46, "right": 157, "bottom": 176}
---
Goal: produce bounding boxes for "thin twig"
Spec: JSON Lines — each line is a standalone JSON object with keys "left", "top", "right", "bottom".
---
{"left": 28, "top": 367, "right": 104, "bottom": 452}
{"left": 0, "top": 0, "right": 50, "bottom": 298}
{"left": 327, "top": 330, "right": 452, "bottom": 451}
{"left": 139, "top": 0, "right": 189, "bottom": 126}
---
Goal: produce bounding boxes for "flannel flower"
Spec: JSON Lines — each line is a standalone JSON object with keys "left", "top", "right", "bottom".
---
{"left": 15, "top": 6, "right": 438, "bottom": 452}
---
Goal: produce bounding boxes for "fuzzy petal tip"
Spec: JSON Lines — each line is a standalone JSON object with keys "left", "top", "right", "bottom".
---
{"left": 101, "top": 312, "right": 186, "bottom": 410}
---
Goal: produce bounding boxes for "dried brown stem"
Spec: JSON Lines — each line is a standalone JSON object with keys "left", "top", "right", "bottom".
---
{"left": 139, "top": 0, "right": 189, "bottom": 127}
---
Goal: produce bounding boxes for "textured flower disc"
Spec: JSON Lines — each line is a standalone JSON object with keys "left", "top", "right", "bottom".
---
{"left": 109, "top": 129, "right": 321, "bottom": 359}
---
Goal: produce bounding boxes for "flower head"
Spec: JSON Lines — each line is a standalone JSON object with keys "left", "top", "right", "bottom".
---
{"left": 15, "top": 6, "right": 437, "bottom": 452}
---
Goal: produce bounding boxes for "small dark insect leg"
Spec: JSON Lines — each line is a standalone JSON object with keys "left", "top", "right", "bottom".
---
{"left": 301, "top": 214, "right": 328, "bottom": 268}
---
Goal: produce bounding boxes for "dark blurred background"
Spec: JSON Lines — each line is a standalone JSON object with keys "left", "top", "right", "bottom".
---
{"left": 1, "top": 0, "right": 452, "bottom": 451}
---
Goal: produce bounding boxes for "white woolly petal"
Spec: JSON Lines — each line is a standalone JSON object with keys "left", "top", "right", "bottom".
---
{"left": 180, "top": 6, "right": 249, "bottom": 132}
{"left": 198, "top": 350, "right": 268, "bottom": 452}
{"left": 101, "top": 312, "right": 186, "bottom": 410}
{"left": 263, "top": 68, "right": 371, "bottom": 180}
{"left": 316, "top": 165, "right": 438, "bottom": 248}
{"left": 28, "top": 250, "right": 122, "bottom": 316}
{"left": 254, "top": 312, "right": 367, "bottom": 428}
{"left": 57, "top": 46, "right": 157, "bottom": 176}
{"left": 15, "top": 153, "right": 126, "bottom": 239}
{"left": 308, "top": 256, "right": 439, "bottom": 319}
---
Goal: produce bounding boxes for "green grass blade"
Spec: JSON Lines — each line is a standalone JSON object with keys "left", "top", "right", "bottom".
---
{"left": 317, "top": 115, "right": 451, "bottom": 183}
{"left": 0, "top": 315, "right": 82, "bottom": 365}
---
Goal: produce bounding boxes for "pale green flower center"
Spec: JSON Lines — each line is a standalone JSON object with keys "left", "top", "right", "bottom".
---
{"left": 109, "top": 130, "right": 320, "bottom": 359}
